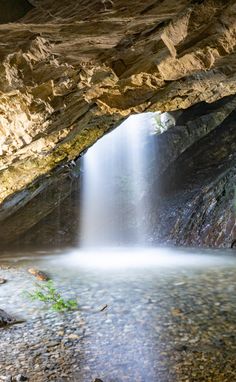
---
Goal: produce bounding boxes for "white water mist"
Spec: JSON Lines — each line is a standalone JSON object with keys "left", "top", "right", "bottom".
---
{"left": 80, "top": 113, "right": 156, "bottom": 248}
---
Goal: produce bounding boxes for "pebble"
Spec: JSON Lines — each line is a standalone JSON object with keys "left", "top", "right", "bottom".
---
{"left": 15, "top": 375, "right": 28, "bottom": 382}
{"left": 67, "top": 334, "right": 80, "bottom": 340}
{"left": 0, "top": 309, "right": 15, "bottom": 327}
{"left": 0, "top": 259, "right": 235, "bottom": 382}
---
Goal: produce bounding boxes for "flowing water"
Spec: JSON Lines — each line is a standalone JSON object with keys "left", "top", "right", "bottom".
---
{"left": 0, "top": 114, "right": 236, "bottom": 381}
{"left": 80, "top": 113, "right": 156, "bottom": 247}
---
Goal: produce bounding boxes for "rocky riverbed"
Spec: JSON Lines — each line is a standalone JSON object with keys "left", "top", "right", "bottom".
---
{"left": 0, "top": 248, "right": 236, "bottom": 382}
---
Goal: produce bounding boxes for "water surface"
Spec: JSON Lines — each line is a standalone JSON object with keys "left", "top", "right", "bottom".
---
{"left": 0, "top": 247, "right": 235, "bottom": 381}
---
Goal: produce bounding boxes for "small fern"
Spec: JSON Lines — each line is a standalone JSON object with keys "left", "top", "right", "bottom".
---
{"left": 26, "top": 281, "right": 78, "bottom": 312}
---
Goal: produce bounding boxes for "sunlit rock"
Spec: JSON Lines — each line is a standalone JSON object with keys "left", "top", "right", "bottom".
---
{"left": 1, "top": 0, "right": 236, "bottom": 212}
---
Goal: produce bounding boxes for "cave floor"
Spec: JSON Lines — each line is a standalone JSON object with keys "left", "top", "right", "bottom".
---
{"left": 0, "top": 248, "right": 235, "bottom": 382}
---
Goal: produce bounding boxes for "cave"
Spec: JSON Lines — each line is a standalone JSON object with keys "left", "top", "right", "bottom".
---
{"left": 0, "top": 1, "right": 236, "bottom": 381}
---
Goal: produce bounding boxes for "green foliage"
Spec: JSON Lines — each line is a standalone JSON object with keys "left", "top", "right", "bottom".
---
{"left": 26, "top": 280, "right": 78, "bottom": 312}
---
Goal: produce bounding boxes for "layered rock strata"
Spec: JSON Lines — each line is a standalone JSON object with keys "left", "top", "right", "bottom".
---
{"left": 1, "top": 0, "right": 236, "bottom": 220}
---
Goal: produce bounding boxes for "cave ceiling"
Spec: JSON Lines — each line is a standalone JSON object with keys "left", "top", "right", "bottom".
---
{"left": 0, "top": 0, "right": 236, "bottom": 216}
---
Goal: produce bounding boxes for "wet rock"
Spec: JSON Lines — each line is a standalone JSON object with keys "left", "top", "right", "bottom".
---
{"left": 150, "top": 103, "right": 236, "bottom": 247}
{"left": 175, "top": 344, "right": 188, "bottom": 352}
{"left": 27, "top": 268, "right": 49, "bottom": 281}
{"left": 230, "top": 239, "right": 236, "bottom": 248}
{"left": 0, "top": 309, "right": 15, "bottom": 327}
{"left": 0, "top": 278, "right": 7, "bottom": 284}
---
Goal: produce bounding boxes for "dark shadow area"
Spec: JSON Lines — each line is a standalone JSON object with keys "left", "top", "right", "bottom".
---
{"left": 11, "top": 186, "right": 81, "bottom": 250}
{"left": 0, "top": 169, "right": 81, "bottom": 250}
{"left": 0, "top": 0, "right": 33, "bottom": 24}
{"left": 150, "top": 108, "right": 236, "bottom": 247}
{"left": 160, "top": 108, "right": 236, "bottom": 195}
{"left": 175, "top": 95, "right": 235, "bottom": 125}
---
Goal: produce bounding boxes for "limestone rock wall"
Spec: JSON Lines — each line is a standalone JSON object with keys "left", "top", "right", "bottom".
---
{"left": 1, "top": 0, "right": 236, "bottom": 217}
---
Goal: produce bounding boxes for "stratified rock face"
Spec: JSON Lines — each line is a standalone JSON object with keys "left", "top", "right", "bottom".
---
{"left": 149, "top": 97, "right": 236, "bottom": 248}
{"left": 1, "top": 0, "right": 236, "bottom": 216}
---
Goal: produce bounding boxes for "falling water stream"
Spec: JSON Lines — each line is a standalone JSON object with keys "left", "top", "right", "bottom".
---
{"left": 0, "top": 114, "right": 236, "bottom": 381}
{"left": 80, "top": 113, "right": 156, "bottom": 248}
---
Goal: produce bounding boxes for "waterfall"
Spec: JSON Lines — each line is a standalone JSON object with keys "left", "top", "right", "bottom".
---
{"left": 80, "top": 113, "right": 156, "bottom": 248}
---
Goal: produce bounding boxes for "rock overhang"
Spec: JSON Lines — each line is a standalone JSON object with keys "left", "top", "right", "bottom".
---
{"left": 0, "top": 0, "right": 236, "bottom": 221}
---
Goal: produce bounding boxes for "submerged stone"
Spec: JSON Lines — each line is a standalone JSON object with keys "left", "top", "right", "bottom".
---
{"left": 27, "top": 268, "right": 50, "bottom": 281}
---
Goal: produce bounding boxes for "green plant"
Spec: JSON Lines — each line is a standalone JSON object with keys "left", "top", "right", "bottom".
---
{"left": 26, "top": 281, "right": 78, "bottom": 312}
